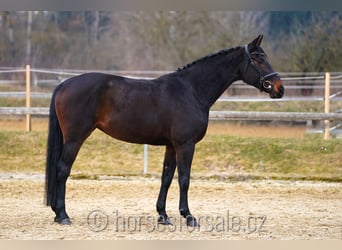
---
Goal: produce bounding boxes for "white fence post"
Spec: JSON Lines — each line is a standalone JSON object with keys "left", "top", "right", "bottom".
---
{"left": 143, "top": 144, "right": 148, "bottom": 174}
{"left": 25, "top": 65, "right": 31, "bottom": 132}
{"left": 324, "top": 72, "right": 331, "bottom": 140}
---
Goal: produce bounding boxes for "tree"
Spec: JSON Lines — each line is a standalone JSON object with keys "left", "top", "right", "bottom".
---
{"left": 268, "top": 11, "right": 313, "bottom": 37}
{"left": 286, "top": 12, "right": 342, "bottom": 72}
{"left": 0, "top": 11, "right": 19, "bottom": 66}
{"left": 1, "top": 11, "right": 341, "bottom": 73}
{"left": 108, "top": 11, "right": 245, "bottom": 70}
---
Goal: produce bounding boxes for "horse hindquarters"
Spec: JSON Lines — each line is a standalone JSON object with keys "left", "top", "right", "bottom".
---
{"left": 45, "top": 82, "right": 95, "bottom": 224}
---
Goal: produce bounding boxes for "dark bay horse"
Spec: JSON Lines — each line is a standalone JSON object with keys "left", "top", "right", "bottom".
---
{"left": 45, "top": 35, "right": 284, "bottom": 227}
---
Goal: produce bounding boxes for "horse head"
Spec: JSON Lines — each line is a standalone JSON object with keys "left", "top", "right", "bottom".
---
{"left": 241, "top": 35, "right": 284, "bottom": 99}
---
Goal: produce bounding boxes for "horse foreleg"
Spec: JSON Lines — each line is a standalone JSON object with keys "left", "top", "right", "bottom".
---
{"left": 175, "top": 142, "right": 199, "bottom": 227}
{"left": 156, "top": 145, "right": 177, "bottom": 225}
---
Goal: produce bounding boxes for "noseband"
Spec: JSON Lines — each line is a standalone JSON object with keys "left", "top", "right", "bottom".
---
{"left": 244, "top": 45, "right": 279, "bottom": 92}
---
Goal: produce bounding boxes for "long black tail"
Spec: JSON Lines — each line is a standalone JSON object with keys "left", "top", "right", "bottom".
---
{"left": 45, "top": 84, "right": 64, "bottom": 207}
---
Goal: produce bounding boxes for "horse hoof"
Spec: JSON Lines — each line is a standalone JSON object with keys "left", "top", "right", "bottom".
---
{"left": 158, "top": 216, "right": 173, "bottom": 225}
{"left": 60, "top": 218, "right": 72, "bottom": 225}
{"left": 186, "top": 216, "right": 200, "bottom": 228}
{"left": 54, "top": 217, "right": 72, "bottom": 225}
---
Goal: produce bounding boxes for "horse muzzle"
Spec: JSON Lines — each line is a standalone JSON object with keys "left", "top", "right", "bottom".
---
{"left": 269, "top": 79, "right": 284, "bottom": 99}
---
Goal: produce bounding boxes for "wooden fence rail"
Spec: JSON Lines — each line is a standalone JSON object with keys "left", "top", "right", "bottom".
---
{"left": 209, "top": 111, "right": 342, "bottom": 121}
{"left": 0, "top": 66, "right": 342, "bottom": 139}
{"left": 1, "top": 107, "right": 342, "bottom": 121}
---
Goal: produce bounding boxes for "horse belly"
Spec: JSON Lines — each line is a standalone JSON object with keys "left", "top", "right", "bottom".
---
{"left": 97, "top": 109, "right": 170, "bottom": 145}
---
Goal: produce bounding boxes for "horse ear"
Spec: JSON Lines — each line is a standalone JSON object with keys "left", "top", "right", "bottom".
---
{"left": 256, "top": 34, "right": 263, "bottom": 46}
{"left": 248, "top": 34, "right": 264, "bottom": 50}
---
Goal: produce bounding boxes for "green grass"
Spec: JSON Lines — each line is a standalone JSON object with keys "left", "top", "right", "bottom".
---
{"left": 0, "top": 129, "right": 341, "bottom": 182}
{"left": 194, "top": 134, "right": 342, "bottom": 181}
{"left": 211, "top": 100, "right": 342, "bottom": 113}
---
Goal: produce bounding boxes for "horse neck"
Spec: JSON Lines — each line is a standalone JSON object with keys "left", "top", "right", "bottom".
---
{"left": 178, "top": 48, "right": 243, "bottom": 108}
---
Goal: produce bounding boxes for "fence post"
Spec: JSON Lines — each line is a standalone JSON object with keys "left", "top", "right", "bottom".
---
{"left": 25, "top": 65, "right": 31, "bottom": 132}
{"left": 324, "top": 72, "right": 330, "bottom": 140}
{"left": 143, "top": 144, "right": 148, "bottom": 174}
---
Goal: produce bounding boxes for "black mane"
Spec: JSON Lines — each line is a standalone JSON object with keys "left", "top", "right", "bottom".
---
{"left": 177, "top": 47, "right": 240, "bottom": 72}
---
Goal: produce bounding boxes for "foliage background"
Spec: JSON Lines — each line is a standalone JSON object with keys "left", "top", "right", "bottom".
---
{"left": 0, "top": 11, "right": 341, "bottom": 72}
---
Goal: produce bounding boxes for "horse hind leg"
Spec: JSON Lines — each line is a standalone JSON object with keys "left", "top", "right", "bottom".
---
{"left": 156, "top": 145, "right": 177, "bottom": 225}
{"left": 52, "top": 137, "right": 89, "bottom": 224}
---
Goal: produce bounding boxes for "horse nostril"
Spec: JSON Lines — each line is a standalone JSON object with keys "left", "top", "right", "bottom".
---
{"left": 278, "top": 86, "right": 284, "bottom": 97}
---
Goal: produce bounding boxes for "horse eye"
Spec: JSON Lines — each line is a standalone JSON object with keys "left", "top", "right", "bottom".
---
{"left": 253, "top": 57, "right": 263, "bottom": 65}
{"left": 257, "top": 56, "right": 267, "bottom": 65}
{"left": 257, "top": 56, "right": 267, "bottom": 64}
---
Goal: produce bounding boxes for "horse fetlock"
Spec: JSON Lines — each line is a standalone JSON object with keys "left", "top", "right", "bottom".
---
{"left": 157, "top": 215, "right": 173, "bottom": 225}
{"left": 179, "top": 208, "right": 191, "bottom": 218}
{"left": 52, "top": 205, "right": 70, "bottom": 223}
